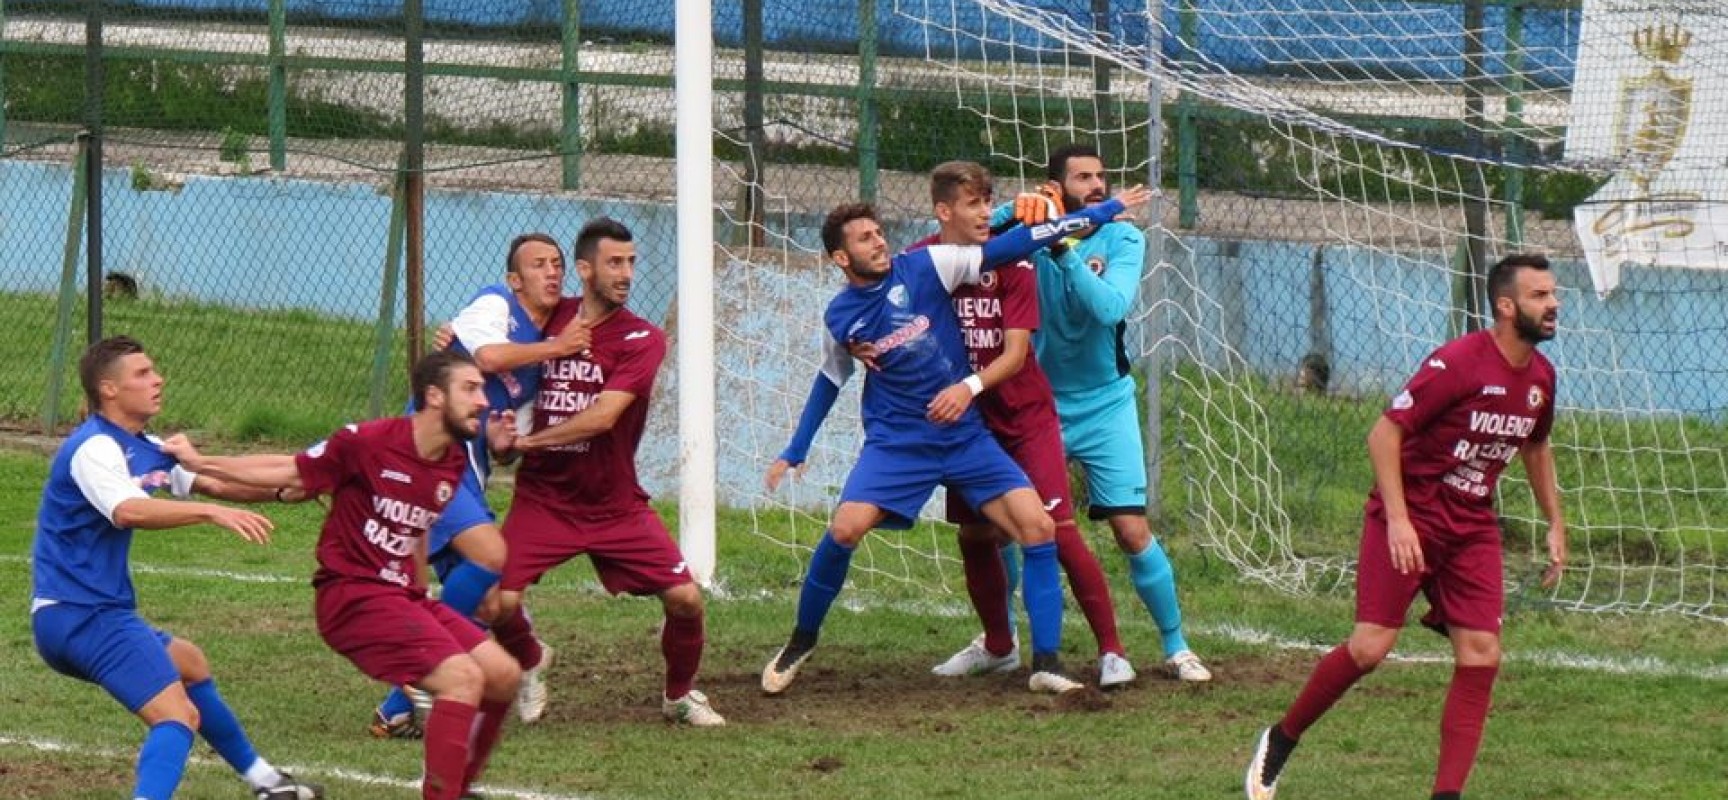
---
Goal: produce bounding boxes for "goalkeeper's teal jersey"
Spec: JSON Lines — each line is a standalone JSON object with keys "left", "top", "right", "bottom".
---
{"left": 1027, "top": 219, "right": 1145, "bottom": 396}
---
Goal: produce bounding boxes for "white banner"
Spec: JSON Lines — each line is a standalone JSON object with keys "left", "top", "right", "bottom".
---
{"left": 1570, "top": 0, "right": 1728, "bottom": 297}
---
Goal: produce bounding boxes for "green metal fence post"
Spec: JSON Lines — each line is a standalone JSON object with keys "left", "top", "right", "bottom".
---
{"left": 738, "top": 0, "right": 767, "bottom": 246}
{"left": 858, "top": 0, "right": 879, "bottom": 203}
{"left": 1176, "top": 0, "right": 1198, "bottom": 228}
{"left": 370, "top": 165, "right": 409, "bottom": 418}
{"left": 45, "top": 135, "right": 91, "bottom": 432}
{"left": 1460, "top": 0, "right": 1488, "bottom": 330}
{"left": 561, "top": 0, "right": 582, "bottom": 190}
{"left": 83, "top": 0, "right": 103, "bottom": 346}
{"left": 1092, "top": 0, "right": 1115, "bottom": 163}
{"left": 0, "top": 0, "right": 9, "bottom": 152}
{"left": 1503, "top": 0, "right": 1527, "bottom": 248}
{"left": 268, "top": 0, "right": 287, "bottom": 171}
{"left": 404, "top": 0, "right": 425, "bottom": 361}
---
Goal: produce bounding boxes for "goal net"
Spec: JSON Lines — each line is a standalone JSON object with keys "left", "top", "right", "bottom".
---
{"left": 825, "top": 0, "right": 1728, "bottom": 621}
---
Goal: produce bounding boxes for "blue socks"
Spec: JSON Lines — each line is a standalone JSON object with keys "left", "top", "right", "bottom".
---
{"left": 794, "top": 531, "right": 855, "bottom": 637}
{"left": 377, "top": 686, "right": 416, "bottom": 720}
{"left": 438, "top": 559, "right": 500, "bottom": 620}
{"left": 1020, "top": 541, "right": 1063, "bottom": 657}
{"left": 1128, "top": 540, "right": 1190, "bottom": 657}
{"left": 185, "top": 678, "right": 262, "bottom": 776}
{"left": 134, "top": 720, "right": 194, "bottom": 800}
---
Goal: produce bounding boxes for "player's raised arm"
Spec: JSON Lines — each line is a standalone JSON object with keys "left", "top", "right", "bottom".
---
{"left": 926, "top": 187, "right": 1148, "bottom": 293}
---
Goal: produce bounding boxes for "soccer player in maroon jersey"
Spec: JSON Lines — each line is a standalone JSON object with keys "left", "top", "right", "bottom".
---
{"left": 895, "top": 161, "right": 1133, "bottom": 686}
{"left": 1245, "top": 254, "right": 1568, "bottom": 800}
{"left": 165, "top": 351, "right": 525, "bottom": 800}
{"left": 493, "top": 217, "right": 724, "bottom": 726}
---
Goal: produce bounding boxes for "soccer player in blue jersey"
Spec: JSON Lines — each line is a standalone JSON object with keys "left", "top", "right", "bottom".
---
{"left": 369, "top": 233, "right": 590, "bottom": 737}
{"left": 1009, "top": 143, "right": 1211, "bottom": 682}
{"left": 760, "top": 185, "right": 1149, "bottom": 695}
{"left": 30, "top": 336, "right": 323, "bottom": 800}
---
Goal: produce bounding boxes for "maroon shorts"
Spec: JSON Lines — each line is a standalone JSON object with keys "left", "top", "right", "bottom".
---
{"left": 500, "top": 502, "right": 693, "bottom": 596}
{"left": 1355, "top": 512, "right": 1504, "bottom": 634}
{"left": 946, "top": 423, "right": 1076, "bottom": 526}
{"left": 315, "top": 581, "right": 488, "bottom": 687}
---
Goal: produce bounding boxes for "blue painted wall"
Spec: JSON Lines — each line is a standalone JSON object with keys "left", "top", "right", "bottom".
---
{"left": 10, "top": 161, "right": 1722, "bottom": 510}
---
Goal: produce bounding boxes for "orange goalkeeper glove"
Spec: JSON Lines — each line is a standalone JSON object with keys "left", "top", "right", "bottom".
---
{"left": 1012, "top": 182, "right": 1065, "bottom": 226}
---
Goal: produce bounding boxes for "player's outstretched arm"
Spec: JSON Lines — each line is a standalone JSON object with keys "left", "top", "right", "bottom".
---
{"left": 110, "top": 498, "right": 274, "bottom": 544}
{"left": 162, "top": 435, "right": 303, "bottom": 492}
{"left": 768, "top": 372, "right": 843, "bottom": 490}
{"left": 979, "top": 186, "right": 1146, "bottom": 270}
{"left": 1520, "top": 439, "right": 1567, "bottom": 587}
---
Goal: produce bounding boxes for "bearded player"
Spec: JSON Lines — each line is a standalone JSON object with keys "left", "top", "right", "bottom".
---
{"left": 369, "top": 233, "right": 589, "bottom": 737}
{"left": 494, "top": 217, "right": 725, "bottom": 726}
{"left": 1245, "top": 254, "right": 1567, "bottom": 800}
{"left": 167, "top": 351, "right": 524, "bottom": 800}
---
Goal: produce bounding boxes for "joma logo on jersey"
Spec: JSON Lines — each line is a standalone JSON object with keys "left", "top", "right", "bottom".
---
{"left": 379, "top": 469, "right": 413, "bottom": 484}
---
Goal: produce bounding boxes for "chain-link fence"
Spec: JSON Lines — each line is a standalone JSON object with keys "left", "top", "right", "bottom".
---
{"left": 8, "top": 1, "right": 1727, "bottom": 618}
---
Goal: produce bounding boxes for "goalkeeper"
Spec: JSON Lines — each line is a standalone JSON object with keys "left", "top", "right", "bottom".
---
{"left": 1006, "top": 143, "right": 1211, "bottom": 683}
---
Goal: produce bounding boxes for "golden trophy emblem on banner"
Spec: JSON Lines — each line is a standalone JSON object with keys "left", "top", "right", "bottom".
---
{"left": 1593, "top": 23, "right": 1700, "bottom": 243}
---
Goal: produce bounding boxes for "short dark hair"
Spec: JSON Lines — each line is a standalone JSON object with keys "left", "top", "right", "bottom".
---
{"left": 930, "top": 161, "right": 994, "bottom": 206}
{"left": 1486, "top": 253, "right": 1552, "bottom": 312}
{"left": 575, "top": 217, "right": 633, "bottom": 265}
{"left": 79, "top": 335, "right": 147, "bottom": 413}
{"left": 412, "top": 349, "right": 478, "bottom": 408}
{"left": 1047, "top": 142, "right": 1102, "bottom": 183}
{"left": 505, "top": 233, "right": 562, "bottom": 274}
{"left": 821, "top": 202, "right": 878, "bottom": 256}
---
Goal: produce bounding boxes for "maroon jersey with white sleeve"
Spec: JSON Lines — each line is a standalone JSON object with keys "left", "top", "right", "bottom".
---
{"left": 296, "top": 417, "right": 468, "bottom": 594}
{"left": 516, "top": 301, "right": 665, "bottom": 519}
{"left": 1369, "top": 330, "right": 1557, "bottom": 533}
{"left": 909, "top": 234, "right": 1059, "bottom": 444}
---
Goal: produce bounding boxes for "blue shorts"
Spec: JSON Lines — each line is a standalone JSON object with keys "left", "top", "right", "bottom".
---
{"left": 1055, "top": 377, "right": 1148, "bottom": 518}
{"left": 841, "top": 431, "right": 1030, "bottom": 529}
{"left": 32, "top": 603, "right": 180, "bottom": 713}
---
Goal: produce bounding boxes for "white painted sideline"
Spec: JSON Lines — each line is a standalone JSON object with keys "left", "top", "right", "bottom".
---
{"left": 3, "top": 554, "right": 1720, "bottom": 681}
{"left": 0, "top": 554, "right": 302, "bottom": 584}
{"left": 0, "top": 734, "right": 596, "bottom": 800}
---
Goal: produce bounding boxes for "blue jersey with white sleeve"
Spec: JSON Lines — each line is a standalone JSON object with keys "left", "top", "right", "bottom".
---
{"left": 779, "top": 197, "right": 1129, "bottom": 465}
{"left": 31, "top": 415, "right": 196, "bottom": 610}
{"left": 433, "top": 283, "right": 546, "bottom": 483}
{"left": 822, "top": 245, "right": 993, "bottom": 445}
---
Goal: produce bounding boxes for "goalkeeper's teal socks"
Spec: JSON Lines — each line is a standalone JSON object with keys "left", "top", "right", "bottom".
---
{"left": 1127, "top": 540, "right": 1189, "bottom": 657}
